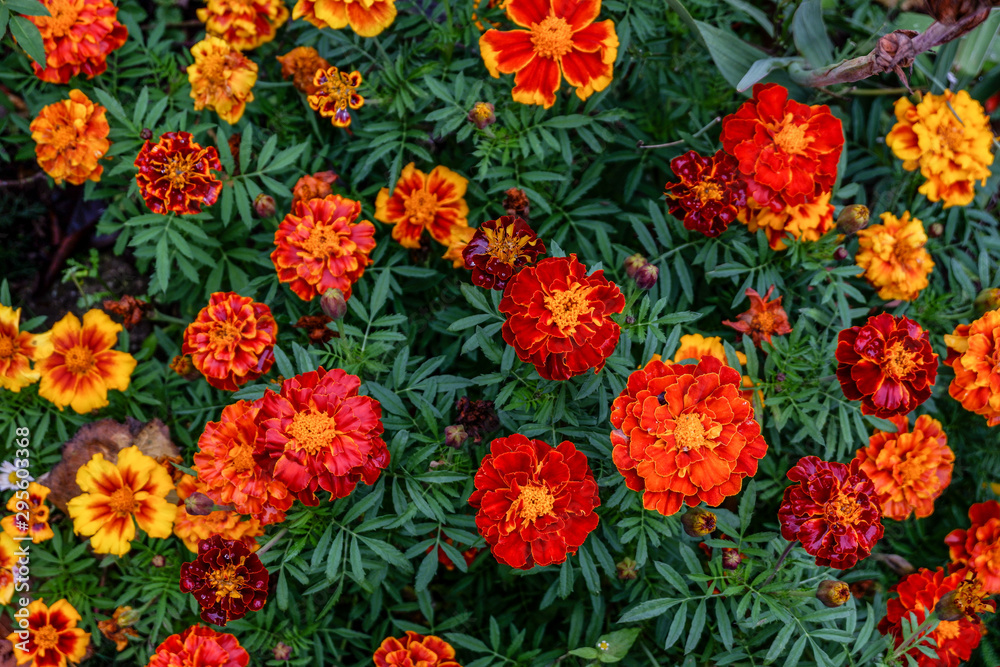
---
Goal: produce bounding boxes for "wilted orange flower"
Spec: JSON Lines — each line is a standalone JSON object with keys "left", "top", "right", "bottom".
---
{"left": 148, "top": 625, "right": 249, "bottom": 667}
{"left": 187, "top": 36, "right": 258, "bottom": 125}
{"left": 2, "top": 482, "right": 54, "bottom": 543}
{"left": 7, "top": 599, "right": 90, "bottom": 667}
{"left": 97, "top": 606, "right": 138, "bottom": 652}
{"left": 944, "top": 309, "right": 1000, "bottom": 426}
{"left": 886, "top": 89, "right": 995, "bottom": 208}
{"left": 723, "top": 286, "right": 793, "bottom": 348}
{"left": 945, "top": 500, "right": 1000, "bottom": 593}
{"left": 0, "top": 304, "right": 49, "bottom": 393}
{"left": 853, "top": 415, "right": 953, "bottom": 521}
{"left": 271, "top": 195, "right": 376, "bottom": 302}
{"left": 664, "top": 150, "right": 748, "bottom": 237}
{"left": 293, "top": 0, "right": 397, "bottom": 37}
{"left": 738, "top": 191, "right": 834, "bottom": 251}
{"left": 856, "top": 211, "right": 934, "bottom": 301}
{"left": 102, "top": 295, "right": 150, "bottom": 330}
{"left": 36, "top": 309, "right": 136, "bottom": 414}
{"left": 611, "top": 355, "right": 767, "bottom": 516}
{"left": 31, "top": 90, "right": 110, "bottom": 186}
{"left": 173, "top": 474, "right": 262, "bottom": 553}
{"left": 292, "top": 170, "right": 338, "bottom": 204}
{"left": 308, "top": 67, "right": 364, "bottom": 127}
{"left": 28, "top": 0, "right": 127, "bottom": 83}
{"left": 373, "top": 632, "right": 460, "bottom": 667}
{"left": 480, "top": 0, "right": 618, "bottom": 109}
{"left": 182, "top": 292, "right": 277, "bottom": 391}
{"left": 462, "top": 215, "right": 545, "bottom": 289}
{"left": 375, "top": 163, "right": 470, "bottom": 249}
{"left": 135, "top": 131, "right": 223, "bottom": 215}
{"left": 277, "top": 47, "right": 331, "bottom": 96}
{"left": 66, "top": 446, "right": 177, "bottom": 556}
{"left": 197, "top": 0, "right": 288, "bottom": 50}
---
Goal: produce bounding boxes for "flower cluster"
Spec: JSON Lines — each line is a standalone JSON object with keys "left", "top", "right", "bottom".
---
{"left": 134, "top": 132, "right": 223, "bottom": 215}
{"left": 28, "top": 0, "right": 127, "bottom": 83}
{"left": 855, "top": 211, "right": 934, "bottom": 301}
{"left": 462, "top": 215, "right": 545, "bottom": 290}
{"left": 31, "top": 90, "right": 110, "bottom": 186}
{"left": 180, "top": 535, "right": 269, "bottom": 625}
{"left": 664, "top": 150, "right": 747, "bottom": 237}
{"left": 944, "top": 309, "right": 1000, "bottom": 426}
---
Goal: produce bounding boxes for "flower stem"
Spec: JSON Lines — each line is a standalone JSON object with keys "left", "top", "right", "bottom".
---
{"left": 637, "top": 116, "right": 721, "bottom": 150}
{"left": 762, "top": 540, "right": 797, "bottom": 587}
{"left": 890, "top": 613, "right": 938, "bottom": 660}
{"left": 256, "top": 527, "right": 289, "bottom": 556}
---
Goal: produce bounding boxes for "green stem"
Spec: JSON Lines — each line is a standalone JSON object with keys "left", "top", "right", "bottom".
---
{"left": 257, "top": 527, "right": 289, "bottom": 556}
{"left": 761, "top": 541, "right": 796, "bottom": 587}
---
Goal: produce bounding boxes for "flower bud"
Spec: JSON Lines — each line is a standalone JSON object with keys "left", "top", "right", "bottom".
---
{"left": 624, "top": 253, "right": 648, "bottom": 278}
{"left": 272, "top": 642, "right": 293, "bottom": 661}
{"left": 444, "top": 424, "right": 468, "bottom": 449}
{"left": 975, "top": 287, "right": 1000, "bottom": 314}
{"left": 140, "top": 128, "right": 153, "bottom": 141}
{"left": 833, "top": 247, "right": 848, "bottom": 261}
{"left": 184, "top": 492, "right": 215, "bottom": 516}
{"left": 722, "top": 548, "right": 742, "bottom": 570}
{"left": 151, "top": 554, "right": 166, "bottom": 567}
{"left": 467, "top": 102, "right": 496, "bottom": 130}
{"left": 117, "top": 607, "right": 140, "bottom": 627}
{"left": 681, "top": 507, "right": 717, "bottom": 537}
{"left": 928, "top": 222, "right": 944, "bottom": 238}
{"left": 836, "top": 205, "right": 870, "bottom": 234}
{"left": 320, "top": 288, "right": 347, "bottom": 321}
{"left": 616, "top": 557, "right": 638, "bottom": 580}
{"left": 625, "top": 315, "right": 635, "bottom": 325}
{"left": 935, "top": 590, "right": 964, "bottom": 621}
{"left": 634, "top": 263, "right": 659, "bottom": 290}
{"left": 816, "top": 580, "right": 851, "bottom": 608}
{"left": 254, "top": 194, "right": 276, "bottom": 218}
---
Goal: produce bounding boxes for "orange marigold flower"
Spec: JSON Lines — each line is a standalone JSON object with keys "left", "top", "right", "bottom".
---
{"left": 66, "top": 446, "right": 177, "bottom": 556}
{"left": 135, "top": 131, "right": 223, "bottom": 215}
{"left": 611, "top": 355, "right": 767, "bottom": 516}
{"left": 308, "top": 66, "right": 363, "bottom": 127}
{"left": 0, "top": 532, "right": 17, "bottom": 605}
{"left": 853, "top": 415, "right": 953, "bottom": 521}
{"left": 855, "top": 211, "right": 934, "bottom": 301}
{"left": 738, "top": 190, "right": 834, "bottom": 251}
{"left": 462, "top": 215, "right": 545, "bottom": 290}
{"left": 469, "top": 434, "right": 599, "bottom": 569}
{"left": 664, "top": 150, "right": 748, "bottom": 237}
{"left": 835, "top": 313, "right": 938, "bottom": 419}
{"left": 671, "top": 335, "right": 760, "bottom": 406}
{"left": 148, "top": 625, "right": 249, "bottom": 667}
{"left": 187, "top": 36, "right": 258, "bottom": 125}
{"left": 945, "top": 500, "right": 1000, "bottom": 593}
{"left": 442, "top": 225, "right": 477, "bottom": 268}
{"left": 373, "top": 632, "right": 461, "bottom": 667}
{"left": 173, "top": 474, "right": 262, "bottom": 553}
{"left": 31, "top": 90, "right": 110, "bottom": 186}
{"left": 97, "top": 606, "right": 139, "bottom": 652}
{"left": 480, "top": 0, "right": 618, "bottom": 109}
{"left": 271, "top": 194, "right": 376, "bottom": 302}
{"left": 6, "top": 599, "right": 90, "bottom": 667}
{"left": 292, "top": 0, "right": 397, "bottom": 37}
{"left": 375, "top": 162, "right": 470, "bottom": 249}
{"left": 36, "top": 309, "right": 136, "bottom": 414}
{"left": 0, "top": 303, "right": 50, "bottom": 393}
{"left": 886, "top": 89, "right": 995, "bottom": 208}
{"left": 180, "top": 535, "right": 269, "bottom": 626}
{"left": 943, "top": 309, "right": 1000, "bottom": 426}
{"left": 277, "top": 47, "right": 331, "bottom": 96}
{"left": 722, "top": 286, "right": 793, "bottom": 348}
{"left": 27, "top": 0, "right": 127, "bottom": 84}
{"left": 2, "top": 482, "right": 55, "bottom": 543}
{"left": 720, "top": 83, "right": 844, "bottom": 212}
{"left": 500, "top": 254, "right": 624, "bottom": 381}
{"left": 292, "top": 170, "right": 338, "bottom": 204}
{"left": 182, "top": 292, "right": 278, "bottom": 391}
{"left": 197, "top": 0, "right": 288, "bottom": 50}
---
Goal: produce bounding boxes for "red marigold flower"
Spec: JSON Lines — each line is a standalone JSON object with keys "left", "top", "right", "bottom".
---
{"left": 292, "top": 170, "right": 338, "bottom": 204}
{"left": 5, "top": 599, "right": 90, "bottom": 667}
{"left": 935, "top": 570, "right": 996, "bottom": 622}
{"left": 373, "top": 631, "right": 460, "bottom": 667}
{"left": 197, "top": 0, "right": 289, "bottom": 50}
{"left": 258, "top": 368, "right": 389, "bottom": 505}
{"left": 277, "top": 47, "right": 331, "bottom": 96}
{"left": 307, "top": 67, "right": 364, "bottom": 128}
{"left": 664, "top": 150, "right": 748, "bottom": 237}
{"left": 778, "top": 456, "right": 884, "bottom": 569}
{"left": 462, "top": 215, "right": 545, "bottom": 290}
{"left": 479, "top": 0, "right": 618, "bottom": 109}
{"left": 853, "top": 415, "right": 953, "bottom": 521}
{"left": 835, "top": 313, "right": 938, "bottom": 418}
{"left": 722, "top": 286, "right": 793, "bottom": 348}
{"left": 182, "top": 292, "right": 278, "bottom": 391}
{"left": 944, "top": 309, "right": 1000, "bottom": 426}
{"left": 27, "top": 0, "right": 127, "bottom": 84}
{"left": 148, "top": 625, "right": 249, "bottom": 667}
{"left": 31, "top": 90, "right": 110, "bottom": 186}
{"left": 468, "top": 434, "right": 599, "bottom": 569}
{"left": 134, "top": 132, "right": 222, "bottom": 216}
{"left": 375, "top": 162, "right": 470, "bottom": 249}
{"left": 180, "top": 535, "right": 269, "bottom": 626}
{"left": 945, "top": 500, "right": 1000, "bottom": 594}
{"left": 271, "top": 195, "right": 376, "bottom": 302}
{"left": 611, "top": 355, "right": 767, "bottom": 516}
{"left": 292, "top": 0, "right": 397, "bottom": 37}
{"left": 499, "top": 254, "right": 623, "bottom": 381}
{"left": 720, "top": 83, "right": 844, "bottom": 212}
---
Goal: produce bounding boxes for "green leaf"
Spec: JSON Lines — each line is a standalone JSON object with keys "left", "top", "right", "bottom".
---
{"left": 271, "top": 344, "right": 295, "bottom": 379}
{"left": 792, "top": 0, "right": 834, "bottom": 68}
{"left": 693, "top": 20, "right": 770, "bottom": 90}
{"left": 595, "top": 628, "right": 640, "bottom": 663}
{"left": 369, "top": 269, "right": 392, "bottom": 319}
{"left": 738, "top": 57, "right": 801, "bottom": 92}
{"left": 684, "top": 599, "right": 707, "bottom": 653}
{"left": 5, "top": 0, "right": 49, "bottom": 16}
{"left": 239, "top": 125, "right": 253, "bottom": 176}
{"left": 738, "top": 479, "right": 756, "bottom": 531}
{"left": 10, "top": 16, "right": 46, "bottom": 65}
{"left": 132, "top": 87, "right": 149, "bottom": 127}
{"left": 414, "top": 549, "right": 438, "bottom": 591}
{"left": 720, "top": 0, "right": 772, "bottom": 36}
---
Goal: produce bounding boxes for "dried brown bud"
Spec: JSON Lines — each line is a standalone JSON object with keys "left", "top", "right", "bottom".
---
{"left": 873, "top": 552, "right": 916, "bottom": 575}
{"left": 140, "top": 128, "right": 153, "bottom": 141}
{"left": 928, "top": 222, "right": 944, "bottom": 238}
{"left": 444, "top": 424, "right": 468, "bottom": 449}
{"left": 320, "top": 288, "right": 347, "bottom": 321}
{"left": 634, "top": 263, "right": 659, "bottom": 290}
{"left": 875, "top": 30, "right": 918, "bottom": 69}
{"left": 975, "top": 287, "right": 1000, "bottom": 314}
{"left": 184, "top": 492, "right": 215, "bottom": 516}
{"left": 616, "top": 557, "right": 638, "bottom": 580}
{"left": 293, "top": 315, "right": 335, "bottom": 344}
{"left": 103, "top": 295, "right": 151, "bottom": 330}
{"left": 624, "top": 253, "right": 648, "bottom": 279}
{"left": 925, "top": 0, "right": 992, "bottom": 25}
{"left": 681, "top": 507, "right": 717, "bottom": 537}
{"left": 816, "top": 580, "right": 851, "bottom": 608}
{"left": 836, "top": 205, "right": 870, "bottom": 234}
{"left": 503, "top": 188, "right": 530, "bottom": 219}
{"left": 454, "top": 397, "right": 500, "bottom": 443}
{"left": 151, "top": 554, "right": 166, "bottom": 567}
{"left": 468, "top": 102, "right": 496, "bottom": 130}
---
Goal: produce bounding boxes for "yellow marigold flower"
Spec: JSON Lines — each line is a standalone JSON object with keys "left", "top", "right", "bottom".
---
{"left": 276, "top": 46, "right": 331, "bottom": 95}
{"left": 855, "top": 211, "right": 934, "bottom": 301}
{"left": 67, "top": 446, "right": 177, "bottom": 556}
{"left": 30, "top": 90, "right": 111, "bottom": 186}
{"left": 0, "top": 532, "right": 16, "bottom": 605}
{"left": 308, "top": 67, "right": 364, "bottom": 127}
{"left": 738, "top": 191, "right": 834, "bottom": 251}
{"left": 197, "top": 0, "right": 289, "bottom": 50}
{"left": 2, "top": 482, "right": 55, "bottom": 544}
{"left": 0, "top": 304, "right": 50, "bottom": 393}
{"left": 293, "top": 0, "right": 397, "bottom": 37}
{"left": 886, "top": 89, "right": 996, "bottom": 208}
{"left": 187, "top": 36, "right": 258, "bottom": 125}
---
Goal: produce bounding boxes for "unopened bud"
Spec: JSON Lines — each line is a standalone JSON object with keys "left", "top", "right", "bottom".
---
{"left": 681, "top": 507, "right": 717, "bottom": 537}
{"left": 151, "top": 554, "right": 166, "bottom": 567}
{"left": 624, "top": 253, "right": 648, "bottom": 279}
{"left": 117, "top": 606, "right": 140, "bottom": 627}
{"left": 816, "top": 580, "right": 851, "bottom": 608}
{"left": 444, "top": 424, "right": 468, "bottom": 449}
{"left": 320, "top": 288, "right": 347, "bottom": 321}
{"left": 272, "top": 642, "right": 293, "bottom": 661}
{"left": 934, "top": 590, "right": 963, "bottom": 621}
{"left": 722, "top": 548, "right": 742, "bottom": 570}
{"left": 467, "top": 102, "right": 496, "bottom": 130}
{"left": 634, "top": 263, "right": 659, "bottom": 290}
{"left": 836, "top": 205, "right": 870, "bottom": 234}
{"left": 254, "top": 194, "right": 276, "bottom": 218}
{"left": 140, "top": 128, "right": 153, "bottom": 141}
{"left": 616, "top": 557, "right": 638, "bottom": 580}
{"left": 184, "top": 492, "right": 215, "bottom": 516}
{"left": 974, "top": 287, "right": 1000, "bottom": 314}
{"left": 873, "top": 552, "right": 915, "bottom": 575}
{"left": 833, "top": 247, "right": 848, "bottom": 261}
{"left": 928, "top": 222, "right": 944, "bottom": 238}
{"left": 625, "top": 315, "right": 635, "bottom": 325}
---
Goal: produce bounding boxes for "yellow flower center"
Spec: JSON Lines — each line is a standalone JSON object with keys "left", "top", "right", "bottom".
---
{"left": 108, "top": 487, "right": 138, "bottom": 516}
{"left": 517, "top": 483, "right": 555, "bottom": 523}
{"left": 936, "top": 620, "right": 961, "bottom": 640}
{"left": 208, "top": 562, "right": 246, "bottom": 600}
{"left": 64, "top": 345, "right": 95, "bottom": 375}
{"left": 939, "top": 123, "right": 967, "bottom": 153}
{"left": 231, "top": 445, "right": 255, "bottom": 473}
{"left": 162, "top": 153, "right": 199, "bottom": 188}
{"left": 209, "top": 322, "right": 241, "bottom": 346}
{"left": 772, "top": 115, "right": 809, "bottom": 155}
{"left": 0, "top": 334, "right": 14, "bottom": 359}
{"left": 49, "top": 124, "right": 78, "bottom": 152}
{"left": 301, "top": 227, "right": 347, "bottom": 259}
{"left": 673, "top": 413, "right": 708, "bottom": 452}
{"left": 484, "top": 224, "right": 530, "bottom": 265}
{"left": 883, "top": 341, "right": 916, "bottom": 379}
{"left": 691, "top": 181, "right": 722, "bottom": 203}
{"left": 473, "top": 103, "right": 493, "bottom": 121}
{"left": 530, "top": 16, "right": 574, "bottom": 59}
{"left": 198, "top": 52, "right": 228, "bottom": 81}
{"left": 543, "top": 283, "right": 591, "bottom": 331}
{"left": 286, "top": 410, "right": 339, "bottom": 455}
{"left": 404, "top": 190, "right": 439, "bottom": 227}
{"left": 44, "top": 0, "right": 81, "bottom": 38}
{"left": 34, "top": 625, "right": 60, "bottom": 651}
{"left": 825, "top": 490, "right": 863, "bottom": 525}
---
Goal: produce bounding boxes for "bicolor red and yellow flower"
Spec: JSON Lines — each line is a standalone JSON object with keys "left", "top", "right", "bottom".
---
{"left": 197, "top": 0, "right": 288, "bottom": 50}
{"left": 31, "top": 90, "right": 110, "bottom": 186}
{"left": 2, "top": 482, "right": 54, "bottom": 544}
{"left": 664, "top": 150, "right": 748, "bottom": 237}
{"left": 293, "top": 0, "right": 397, "bottom": 37}
{"left": 0, "top": 304, "right": 50, "bottom": 393}
{"left": 373, "top": 632, "right": 461, "bottom": 667}
{"left": 27, "top": 0, "right": 127, "bottom": 83}
{"left": 180, "top": 535, "right": 269, "bottom": 626}
{"left": 722, "top": 286, "right": 792, "bottom": 348}
{"left": 855, "top": 211, "right": 934, "bottom": 301}
{"left": 277, "top": 47, "right": 332, "bottom": 96}
{"left": 737, "top": 190, "right": 834, "bottom": 251}
{"left": 134, "top": 131, "right": 223, "bottom": 215}
{"left": 308, "top": 67, "right": 364, "bottom": 127}
{"left": 7, "top": 599, "right": 90, "bottom": 667}
{"left": 462, "top": 215, "right": 545, "bottom": 290}
{"left": 944, "top": 309, "right": 1000, "bottom": 426}
{"left": 187, "top": 36, "right": 258, "bottom": 125}
{"left": 375, "top": 163, "right": 470, "bottom": 249}
{"left": 173, "top": 474, "right": 263, "bottom": 552}
{"left": 148, "top": 625, "right": 249, "bottom": 667}
{"left": 0, "top": 532, "right": 17, "bottom": 605}
{"left": 945, "top": 500, "right": 1000, "bottom": 593}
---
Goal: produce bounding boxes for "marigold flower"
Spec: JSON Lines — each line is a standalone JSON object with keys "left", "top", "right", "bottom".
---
{"left": 187, "top": 36, "right": 257, "bottom": 125}
{"left": 943, "top": 309, "right": 1000, "bottom": 426}
{"left": 778, "top": 456, "right": 883, "bottom": 569}
{"left": 720, "top": 83, "right": 844, "bottom": 212}
{"left": 375, "top": 163, "right": 470, "bottom": 249}
{"left": 664, "top": 150, "right": 748, "bottom": 237}
{"left": 277, "top": 47, "right": 331, "bottom": 96}
{"left": 30, "top": 89, "right": 110, "bottom": 187}
{"left": 886, "top": 89, "right": 995, "bottom": 208}
{"left": 935, "top": 570, "right": 996, "bottom": 622}
{"left": 292, "top": 0, "right": 397, "bottom": 37}
{"left": 27, "top": 0, "right": 127, "bottom": 83}
{"left": 853, "top": 414, "right": 953, "bottom": 521}
{"left": 503, "top": 187, "right": 530, "bottom": 218}
{"left": 835, "top": 313, "right": 938, "bottom": 418}
{"left": 816, "top": 581, "right": 851, "bottom": 608}
{"left": 2, "top": 482, "right": 54, "bottom": 543}
{"left": 480, "top": 0, "right": 618, "bottom": 109}
{"left": 180, "top": 535, "right": 269, "bottom": 626}
{"left": 722, "top": 286, "right": 792, "bottom": 348}
{"left": 307, "top": 67, "right": 363, "bottom": 127}
{"left": 945, "top": 500, "right": 1000, "bottom": 593}
{"left": 271, "top": 195, "right": 376, "bottom": 302}
{"left": 468, "top": 101, "right": 496, "bottom": 129}
{"left": 500, "top": 254, "right": 624, "bottom": 381}
{"left": 148, "top": 625, "right": 250, "bottom": 667}
{"left": 611, "top": 355, "right": 767, "bottom": 516}
{"left": 182, "top": 292, "right": 277, "bottom": 391}
{"left": 135, "top": 131, "right": 223, "bottom": 215}
{"left": 442, "top": 225, "right": 477, "bottom": 268}
{"left": 0, "top": 304, "right": 50, "bottom": 393}
{"left": 293, "top": 314, "right": 336, "bottom": 344}
{"left": 102, "top": 295, "right": 150, "bottom": 330}
{"left": 373, "top": 632, "right": 460, "bottom": 667}
{"left": 197, "top": 0, "right": 288, "bottom": 50}
{"left": 670, "top": 335, "right": 762, "bottom": 405}
{"left": 855, "top": 211, "right": 934, "bottom": 301}
{"left": 738, "top": 191, "right": 834, "bottom": 251}
{"left": 462, "top": 215, "right": 545, "bottom": 290}
{"left": 292, "top": 170, "right": 338, "bottom": 204}
{"left": 97, "top": 606, "right": 139, "bottom": 652}
{"left": 173, "top": 474, "right": 262, "bottom": 553}
{"left": 36, "top": 309, "right": 136, "bottom": 414}
{"left": 6, "top": 599, "right": 90, "bottom": 667}
{"left": 0, "top": 532, "right": 16, "bottom": 605}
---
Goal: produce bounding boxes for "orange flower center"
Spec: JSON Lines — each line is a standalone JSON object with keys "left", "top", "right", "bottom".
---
{"left": 895, "top": 455, "right": 924, "bottom": 484}
{"left": 404, "top": 190, "right": 439, "bottom": 227}
{"left": 473, "top": 103, "right": 493, "bottom": 121}
{"left": 64, "top": 345, "right": 95, "bottom": 375}
{"left": 673, "top": 413, "right": 708, "bottom": 452}
{"left": 49, "top": 124, "right": 78, "bottom": 152}
{"left": 0, "top": 334, "right": 14, "bottom": 359}
{"left": 286, "top": 410, "right": 340, "bottom": 455}
{"left": 691, "top": 181, "right": 722, "bottom": 203}
{"left": 936, "top": 620, "right": 961, "bottom": 640}
{"left": 318, "top": 74, "right": 352, "bottom": 102}
{"left": 34, "top": 625, "right": 60, "bottom": 651}
{"left": 883, "top": 341, "right": 916, "bottom": 379}
{"left": 939, "top": 123, "right": 966, "bottom": 152}
{"left": 752, "top": 311, "right": 777, "bottom": 333}
{"left": 108, "top": 486, "right": 139, "bottom": 516}
{"left": 231, "top": 445, "right": 256, "bottom": 472}
{"left": 772, "top": 115, "right": 809, "bottom": 155}
{"left": 530, "top": 16, "right": 574, "bottom": 59}
{"left": 208, "top": 562, "right": 247, "bottom": 600}
{"left": 300, "top": 226, "right": 347, "bottom": 259}
{"left": 44, "top": 0, "right": 81, "bottom": 38}
{"left": 544, "top": 283, "right": 591, "bottom": 331}
{"left": 198, "top": 52, "right": 228, "bottom": 81}
{"left": 162, "top": 153, "right": 199, "bottom": 188}
{"left": 484, "top": 225, "right": 530, "bottom": 265}
{"left": 209, "top": 322, "right": 241, "bottom": 346}
{"left": 824, "top": 490, "right": 862, "bottom": 525}
{"left": 517, "top": 483, "right": 555, "bottom": 523}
